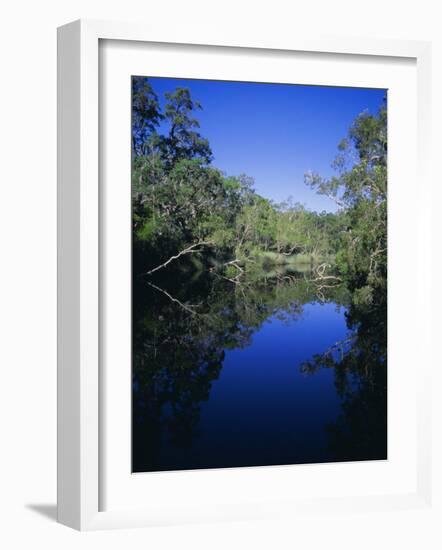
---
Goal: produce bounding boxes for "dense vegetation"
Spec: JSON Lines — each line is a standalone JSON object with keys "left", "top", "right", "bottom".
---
{"left": 132, "top": 77, "right": 386, "bottom": 305}
{"left": 131, "top": 77, "right": 388, "bottom": 470}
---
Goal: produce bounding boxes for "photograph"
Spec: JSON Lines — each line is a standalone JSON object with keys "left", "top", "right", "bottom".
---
{"left": 2, "top": 1, "right": 437, "bottom": 542}
{"left": 131, "top": 76, "right": 388, "bottom": 473}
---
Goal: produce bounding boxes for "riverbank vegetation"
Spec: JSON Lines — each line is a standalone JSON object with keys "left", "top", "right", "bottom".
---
{"left": 132, "top": 77, "right": 386, "bottom": 307}
{"left": 132, "top": 78, "right": 388, "bottom": 469}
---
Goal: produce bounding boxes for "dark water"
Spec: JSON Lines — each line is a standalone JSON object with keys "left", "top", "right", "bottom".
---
{"left": 132, "top": 271, "right": 387, "bottom": 472}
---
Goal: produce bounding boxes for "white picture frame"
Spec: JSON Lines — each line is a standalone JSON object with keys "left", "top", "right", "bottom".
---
{"left": 57, "top": 19, "right": 433, "bottom": 531}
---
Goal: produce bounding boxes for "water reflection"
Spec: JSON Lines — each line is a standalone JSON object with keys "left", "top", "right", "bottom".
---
{"left": 132, "top": 270, "right": 386, "bottom": 472}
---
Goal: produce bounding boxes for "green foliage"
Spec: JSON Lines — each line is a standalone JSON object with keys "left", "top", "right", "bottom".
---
{"left": 135, "top": 216, "right": 158, "bottom": 242}
{"left": 132, "top": 77, "right": 162, "bottom": 156}
{"left": 131, "top": 82, "right": 388, "bottom": 469}
{"left": 131, "top": 78, "right": 387, "bottom": 307}
{"left": 162, "top": 88, "right": 212, "bottom": 166}
{"left": 305, "top": 101, "right": 387, "bottom": 304}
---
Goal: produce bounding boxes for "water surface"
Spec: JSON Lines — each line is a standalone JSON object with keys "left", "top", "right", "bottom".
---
{"left": 132, "top": 271, "right": 387, "bottom": 472}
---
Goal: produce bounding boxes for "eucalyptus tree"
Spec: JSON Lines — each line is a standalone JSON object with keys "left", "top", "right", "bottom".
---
{"left": 305, "top": 102, "right": 387, "bottom": 304}
{"left": 131, "top": 77, "right": 162, "bottom": 156}
{"left": 162, "top": 87, "right": 213, "bottom": 166}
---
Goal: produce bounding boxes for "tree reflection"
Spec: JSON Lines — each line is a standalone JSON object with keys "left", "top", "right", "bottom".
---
{"left": 133, "top": 270, "right": 386, "bottom": 471}
{"left": 132, "top": 271, "right": 326, "bottom": 471}
{"left": 300, "top": 287, "right": 387, "bottom": 462}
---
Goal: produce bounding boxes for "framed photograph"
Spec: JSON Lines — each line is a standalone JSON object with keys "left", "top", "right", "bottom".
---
{"left": 57, "top": 19, "right": 433, "bottom": 530}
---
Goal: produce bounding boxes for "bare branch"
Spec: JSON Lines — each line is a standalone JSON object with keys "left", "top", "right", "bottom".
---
{"left": 145, "top": 240, "right": 214, "bottom": 275}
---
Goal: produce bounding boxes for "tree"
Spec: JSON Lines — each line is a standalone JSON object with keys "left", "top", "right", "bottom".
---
{"left": 305, "top": 102, "right": 387, "bottom": 303}
{"left": 131, "top": 77, "right": 162, "bottom": 156}
{"left": 131, "top": 78, "right": 385, "bottom": 287}
{"left": 162, "top": 87, "right": 213, "bottom": 166}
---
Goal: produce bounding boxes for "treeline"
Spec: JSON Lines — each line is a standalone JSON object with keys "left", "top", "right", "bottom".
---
{"left": 132, "top": 77, "right": 387, "bottom": 304}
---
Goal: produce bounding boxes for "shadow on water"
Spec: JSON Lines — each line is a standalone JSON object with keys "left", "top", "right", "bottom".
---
{"left": 132, "top": 268, "right": 386, "bottom": 472}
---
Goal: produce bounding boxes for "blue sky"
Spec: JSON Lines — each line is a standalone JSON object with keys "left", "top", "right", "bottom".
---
{"left": 146, "top": 77, "right": 386, "bottom": 212}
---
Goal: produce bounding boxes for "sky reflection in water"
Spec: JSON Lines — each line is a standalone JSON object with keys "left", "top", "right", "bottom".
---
{"left": 132, "top": 275, "right": 387, "bottom": 473}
